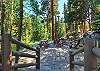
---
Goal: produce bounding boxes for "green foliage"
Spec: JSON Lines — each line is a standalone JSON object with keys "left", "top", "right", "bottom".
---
{"left": 92, "top": 0, "right": 100, "bottom": 31}
{"left": 65, "top": 0, "right": 97, "bottom": 36}
{"left": 3, "top": 0, "right": 100, "bottom": 46}
{"left": 57, "top": 23, "right": 65, "bottom": 38}
{"left": 41, "top": 0, "right": 50, "bottom": 12}
{"left": 30, "top": 0, "right": 41, "bottom": 15}
{"left": 31, "top": 16, "right": 43, "bottom": 41}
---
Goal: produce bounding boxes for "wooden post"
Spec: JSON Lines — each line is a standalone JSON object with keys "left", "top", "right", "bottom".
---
{"left": 1, "top": 33, "right": 12, "bottom": 71}
{"left": 84, "top": 38, "right": 98, "bottom": 71}
{"left": 69, "top": 51, "right": 74, "bottom": 71}
{"left": 36, "top": 47, "right": 40, "bottom": 69}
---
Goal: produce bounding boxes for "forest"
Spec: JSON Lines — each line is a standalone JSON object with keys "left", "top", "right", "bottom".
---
{"left": 0, "top": 0, "right": 100, "bottom": 44}
{"left": 0, "top": 0, "right": 100, "bottom": 71}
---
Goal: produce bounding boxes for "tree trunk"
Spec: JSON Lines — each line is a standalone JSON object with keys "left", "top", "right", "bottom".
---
{"left": 1, "top": 1, "right": 12, "bottom": 71}
{"left": 1, "top": 33, "right": 12, "bottom": 71}
{"left": 1, "top": 0, "right": 5, "bottom": 36}
{"left": 51, "top": 0, "right": 55, "bottom": 41}
{"left": 15, "top": 0, "right": 23, "bottom": 70}
{"left": 46, "top": 14, "right": 49, "bottom": 39}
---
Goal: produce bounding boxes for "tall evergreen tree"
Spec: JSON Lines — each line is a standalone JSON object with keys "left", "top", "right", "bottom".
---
{"left": 67, "top": 0, "right": 96, "bottom": 35}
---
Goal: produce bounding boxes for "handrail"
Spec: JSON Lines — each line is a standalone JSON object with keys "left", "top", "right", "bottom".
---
{"left": 12, "top": 51, "right": 37, "bottom": 58}
{"left": 0, "top": 63, "right": 37, "bottom": 69}
{"left": 0, "top": 51, "right": 37, "bottom": 58}
{"left": 11, "top": 37, "right": 38, "bottom": 52}
{"left": 69, "top": 47, "right": 84, "bottom": 71}
{"left": 0, "top": 35, "right": 40, "bottom": 70}
{"left": 72, "top": 61, "right": 84, "bottom": 66}
{"left": 0, "top": 36, "right": 39, "bottom": 52}
{"left": 71, "top": 47, "right": 84, "bottom": 56}
{"left": 92, "top": 48, "right": 100, "bottom": 58}
{"left": 12, "top": 63, "right": 36, "bottom": 68}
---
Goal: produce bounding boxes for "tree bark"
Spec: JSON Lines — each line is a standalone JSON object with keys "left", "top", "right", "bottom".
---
{"left": 15, "top": 0, "right": 23, "bottom": 70}
{"left": 51, "top": 0, "right": 55, "bottom": 41}
{"left": 1, "top": 33, "right": 12, "bottom": 71}
{"left": 1, "top": 0, "right": 5, "bottom": 35}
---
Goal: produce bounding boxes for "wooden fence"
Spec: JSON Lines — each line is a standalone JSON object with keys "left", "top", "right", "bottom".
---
{"left": 0, "top": 33, "right": 40, "bottom": 71}
{"left": 69, "top": 36, "right": 100, "bottom": 71}
{"left": 1, "top": 33, "right": 100, "bottom": 71}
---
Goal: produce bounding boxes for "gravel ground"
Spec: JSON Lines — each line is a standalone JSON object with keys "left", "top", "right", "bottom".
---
{"left": 40, "top": 48, "right": 84, "bottom": 71}
{"left": 16, "top": 38, "right": 84, "bottom": 71}
{"left": 18, "top": 47, "right": 84, "bottom": 71}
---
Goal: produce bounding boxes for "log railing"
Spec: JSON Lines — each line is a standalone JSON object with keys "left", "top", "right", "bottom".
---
{"left": 12, "top": 63, "right": 37, "bottom": 69}
{"left": 12, "top": 51, "right": 37, "bottom": 58}
{"left": 1, "top": 33, "right": 100, "bottom": 71}
{"left": 69, "top": 47, "right": 84, "bottom": 71}
{"left": 0, "top": 34, "right": 40, "bottom": 70}
{"left": 70, "top": 33, "right": 100, "bottom": 71}
{"left": 12, "top": 37, "right": 38, "bottom": 52}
